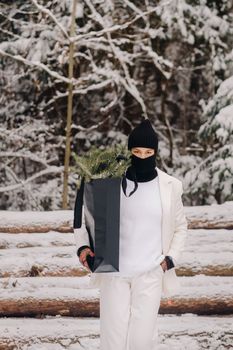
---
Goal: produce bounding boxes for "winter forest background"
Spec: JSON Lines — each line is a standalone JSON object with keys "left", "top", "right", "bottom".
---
{"left": 0, "top": 0, "right": 233, "bottom": 211}
{"left": 0, "top": 2, "right": 233, "bottom": 349}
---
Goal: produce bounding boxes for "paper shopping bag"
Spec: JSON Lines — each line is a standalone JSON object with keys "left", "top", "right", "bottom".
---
{"left": 77, "top": 176, "right": 122, "bottom": 273}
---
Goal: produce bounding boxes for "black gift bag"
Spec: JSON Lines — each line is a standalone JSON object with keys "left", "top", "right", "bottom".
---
{"left": 74, "top": 176, "right": 122, "bottom": 273}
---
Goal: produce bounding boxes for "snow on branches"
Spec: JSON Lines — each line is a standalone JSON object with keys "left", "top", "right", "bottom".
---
{"left": 185, "top": 76, "right": 233, "bottom": 205}
{"left": 0, "top": 0, "right": 232, "bottom": 209}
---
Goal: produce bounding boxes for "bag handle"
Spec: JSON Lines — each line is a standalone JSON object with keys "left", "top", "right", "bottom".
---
{"left": 121, "top": 167, "right": 138, "bottom": 197}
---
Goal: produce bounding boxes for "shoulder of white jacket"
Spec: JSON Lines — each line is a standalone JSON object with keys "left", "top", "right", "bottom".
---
{"left": 156, "top": 167, "right": 182, "bottom": 187}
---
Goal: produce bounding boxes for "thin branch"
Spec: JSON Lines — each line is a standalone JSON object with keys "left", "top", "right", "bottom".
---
{"left": 124, "top": 0, "right": 147, "bottom": 19}
{"left": 84, "top": 0, "right": 148, "bottom": 115}
{"left": 30, "top": 0, "right": 70, "bottom": 41}
{"left": 0, "top": 27, "right": 21, "bottom": 39}
{"left": 71, "top": 115, "right": 112, "bottom": 131}
{"left": 0, "top": 166, "right": 63, "bottom": 193}
{"left": 4, "top": 164, "right": 20, "bottom": 184}
{"left": 0, "top": 49, "right": 71, "bottom": 84}
{"left": 100, "top": 94, "right": 118, "bottom": 114}
{"left": 0, "top": 152, "right": 55, "bottom": 167}
{"left": 123, "top": 0, "right": 173, "bottom": 79}
{"left": 71, "top": 2, "right": 171, "bottom": 43}
{"left": 44, "top": 79, "right": 113, "bottom": 108}
{"left": 140, "top": 43, "right": 173, "bottom": 79}
{"left": 0, "top": 11, "right": 51, "bottom": 29}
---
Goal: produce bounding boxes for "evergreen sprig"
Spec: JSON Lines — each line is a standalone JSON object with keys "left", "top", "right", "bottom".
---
{"left": 71, "top": 144, "right": 131, "bottom": 188}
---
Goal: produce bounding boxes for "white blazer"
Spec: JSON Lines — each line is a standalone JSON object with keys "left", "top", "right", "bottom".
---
{"left": 73, "top": 166, "right": 188, "bottom": 297}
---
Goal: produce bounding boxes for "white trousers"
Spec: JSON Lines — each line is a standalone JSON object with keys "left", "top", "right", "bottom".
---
{"left": 99, "top": 264, "right": 164, "bottom": 350}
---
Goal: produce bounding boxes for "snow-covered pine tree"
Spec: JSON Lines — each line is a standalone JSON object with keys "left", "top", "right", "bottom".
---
{"left": 1, "top": 0, "right": 233, "bottom": 209}
{"left": 185, "top": 76, "right": 233, "bottom": 204}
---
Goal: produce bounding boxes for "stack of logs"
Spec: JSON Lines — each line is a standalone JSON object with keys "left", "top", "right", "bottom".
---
{"left": 0, "top": 202, "right": 232, "bottom": 348}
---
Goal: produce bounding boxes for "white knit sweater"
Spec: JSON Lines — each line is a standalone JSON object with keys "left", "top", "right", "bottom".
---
{"left": 112, "top": 175, "right": 165, "bottom": 277}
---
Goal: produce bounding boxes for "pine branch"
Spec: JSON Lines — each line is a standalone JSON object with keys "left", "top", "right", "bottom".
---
{"left": 71, "top": 145, "right": 131, "bottom": 184}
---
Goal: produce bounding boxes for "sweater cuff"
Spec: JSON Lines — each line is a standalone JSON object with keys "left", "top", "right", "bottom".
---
{"left": 77, "top": 245, "right": 91, "bottom": 257}
{"left": 165, "top": 255, "right": 175, "bottom": 270}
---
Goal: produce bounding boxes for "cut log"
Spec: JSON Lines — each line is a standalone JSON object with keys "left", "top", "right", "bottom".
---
{"left": 0, "top": 315, "right": 232, "bottom": 350}
{"left": 0, "top": 245, "right": 88, "bottom": 277}
{"left": 177, "top": 265, "right": 233, "bottom": 277}
{"left": 0, "top": 210, "right": 72, "bottom": 233}
{"left": 186, "top": 201, "right": 233, "bottom": 229}
{"left": 0, "top": 201, "right": 233, "bottom": 233}
{"left": 1, "top": 227, "right": 233, "bottom": 250}
{"left": 0, "top": 242, "right": 232, "bottom": 277}
{"left": 0, "top": 276, "right": 232, "bottom": 317}
{"left": 0, "top": 292, "right": 99, "bottom": 318}
{"left": 0, "top": 231, "right": 73, "bottom": 249}
{"left": 1, "top": 293, "right": 230, "bottom": 316}
{"left": 0, "top": 317, "right": 99, "bottom": 350}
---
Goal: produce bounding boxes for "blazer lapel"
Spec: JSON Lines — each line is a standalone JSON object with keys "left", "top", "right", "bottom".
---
{"left": 156, "top": 167, "right": 172, "bottom": 254}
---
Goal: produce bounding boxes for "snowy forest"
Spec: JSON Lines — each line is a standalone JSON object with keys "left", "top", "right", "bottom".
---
{"left": 0, "top": 0, "right": 233, "bottom": 210}
{"left": 1, "top": 2, "right": 233, "bottom": 349}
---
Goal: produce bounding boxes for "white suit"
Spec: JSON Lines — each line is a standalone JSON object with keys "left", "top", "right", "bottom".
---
{"left": 73, "top": 166, "right": 188, "bottom": 297}
{"left": 73, "top": 166, "right": 188, "bottom": 349}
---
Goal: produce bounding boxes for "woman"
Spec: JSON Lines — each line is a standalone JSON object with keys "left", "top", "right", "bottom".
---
{"left": 73, "top": 118, "right": 188, "bottom": 350}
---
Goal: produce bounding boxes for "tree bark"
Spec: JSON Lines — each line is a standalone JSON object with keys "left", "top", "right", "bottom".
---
{"left": 0, "top": 295, "right": 232, "bottom": 317}
{"left": 62, "top": 0, "right": 77, "bottom": 209}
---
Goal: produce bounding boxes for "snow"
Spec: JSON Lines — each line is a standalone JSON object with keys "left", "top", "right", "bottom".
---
{"left": 0, "top": 227, "right": 232, "bottom": 253}
{"left": 185, "top": 201, "right": 233, "bottom": 228}
{"left": 215, "top": 104, "right": 233, "bottom": 142}
{"left": 0, "top": 202, "right": 232, "bottom": 348}
{"left": 1, "top": 0, "right": 232, "bottom": 212}
{"left": 0, "top": 231, "right": 73, "bottom": 249}
{"left": 0, "top": 227, "right": 232, "bottom": 279}
{"left": 0, "top": 210, "right": 72, "bottom": 232}
{"left": 217, "top": 76, "right": 233, "bottom": 100}
{"left": 1, "top": 0, "right": 232, "bottom": 346}
{"left": 0, "top": 275, "right": 233, "bottom": 300}
{"left": 0, "top": 200, "right": 233, "bottom": 233}
{"left": 0, "top": 316, "right": 232, "bottom": 350}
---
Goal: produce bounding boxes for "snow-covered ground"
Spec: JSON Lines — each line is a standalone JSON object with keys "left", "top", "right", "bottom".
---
{"left": 0, "top": 315, "right": 232, "bottom": 350}
{"left": 0, "top": 229, "right": 232, "bottom": 278}
{"left": 0, "top": 203, "right": 232, "bottom": 349}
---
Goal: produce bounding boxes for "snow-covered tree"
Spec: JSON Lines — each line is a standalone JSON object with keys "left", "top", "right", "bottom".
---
{"left": 0, "top": 0, "right": 232, "bottom": 209}
{"left": 184, "top": 76, "right": 233, "bottom": 205}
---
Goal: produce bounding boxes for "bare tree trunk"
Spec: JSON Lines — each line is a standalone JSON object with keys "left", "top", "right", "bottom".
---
{"left": 161, "top": 79, "right": 173, "bottom": 167}
{"left": 62, "top": 0, "right": 77, "bottom": 209}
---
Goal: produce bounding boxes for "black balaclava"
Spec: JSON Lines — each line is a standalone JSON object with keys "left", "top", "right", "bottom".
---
{"left": 122, "top": 117, "right": 159, "bottom": 197}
